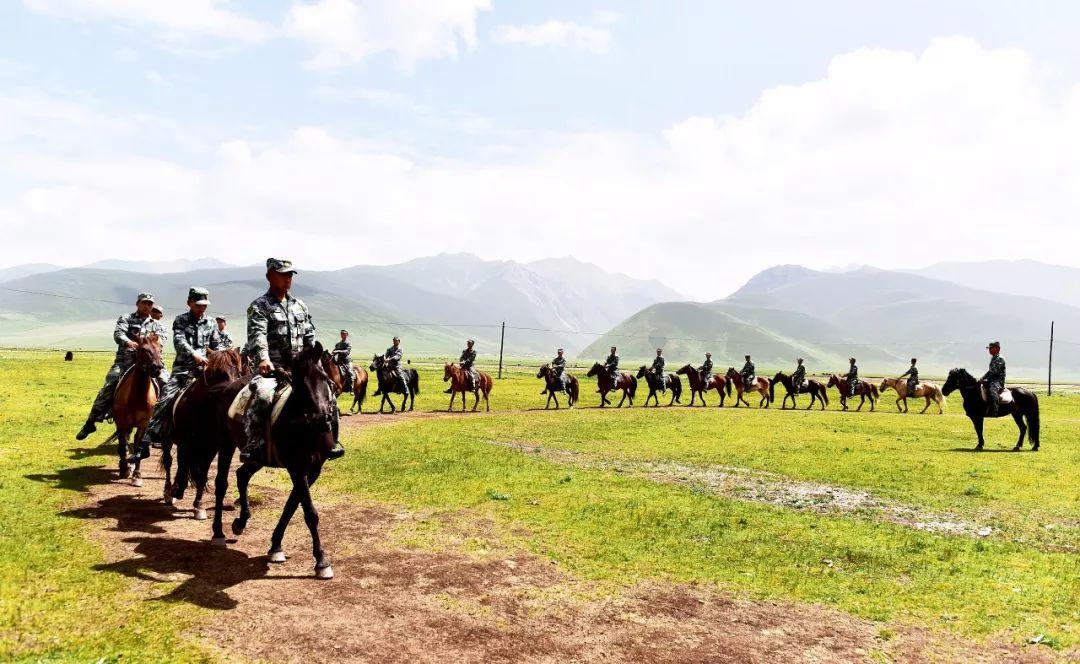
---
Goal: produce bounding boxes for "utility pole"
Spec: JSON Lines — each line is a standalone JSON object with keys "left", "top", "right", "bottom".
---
{"left": 1048, "top": 320, "right": 1054, "bottom": 396}
{"left": 497, "top": 321, "right": 505, "bottom": 379}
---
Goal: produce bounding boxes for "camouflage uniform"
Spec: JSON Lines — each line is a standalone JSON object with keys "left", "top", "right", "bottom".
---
{"left": 216, "top": 328, "right": 234, "bottom": 350}
{"left": 651, "top": 354, "right": 666, "bottom": 392}
{"left": 551, "top": 354, "right": 569, "bottom": 391}
{"left": 899, "top": 364, "right": 919, "bottom": 395}
{"left": 145, "top": 302, "right": 223, "bottom": 443}
{"left": 699, "top": 357, "right": 713, "bottom": 387}
{"left": 459, "top": 346, "right": 478, "bottom": 390}
{"left": 141, "top": 316, "right": 171, "bottom": 385}
{"left": 332, "top": 338, "right": 354, "bottom": 393}
{"left": 846, "top": 363, "right": 859, "bottom": 397}
{"left": 791, "top": 364, "right": 806, "bottom": 391}
{"left": 86, "top": 309, "right": 151, "bottom": 423}
{"left": 981, "top": 354, "right": 1006, "bottom": 415}
{"left": 244, "top": 285, "right": 317, "bottom": 454}
{"left": 740, "top": 359, "right": 755, "bottom": 386}
{"left": 380, "top": 344, "right": 407, "bottom": 392}
{"left": 604, "top": 351, "right": 620, "bottom": 384}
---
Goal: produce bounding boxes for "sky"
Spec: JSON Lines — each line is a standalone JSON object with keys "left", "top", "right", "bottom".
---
{"left": 1, "top": 0, "right": 1079, "bottom": 300}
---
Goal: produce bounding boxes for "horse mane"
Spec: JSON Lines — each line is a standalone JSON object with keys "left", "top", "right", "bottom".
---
{"left": 205, "top": 348, "right": 243, "bottom": 383}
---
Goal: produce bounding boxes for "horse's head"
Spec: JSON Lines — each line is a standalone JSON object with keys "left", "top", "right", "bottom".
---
{"left": 675, "top": 364, "right": 691, "bottom": 376}
{"left": 772, "top": 371, "right": 786, "bottom": 383}
{"left": 135, "top": 334, "right": 164, "bottom": 378}
{"left": 369, "top": 354, "right": 382, "bottom": 372}
{"left": 205, "top": 348, "right": 243, "bottom": 384}
{"left": 536, "top": 364, "right": 550, "bottom": 379}
{"left": 942, "top": 368, "right": 971, "bottom": 396}
{"left": 636, "top": 365, "right": 647, "bottom": 378}
{"left": 827, "top": 374, "right": 839, "bottom": 387}
{"left": 586, "top": 362, "right": 603, "bottom": 377}
{"left": 282, "top": 342, "right": 336, "bottom": 449}
{"left": 443, "top": 362, "right": 455, "bottom": 382}
{"left": 725, "top": 367, "right": 737, "bottom": 380}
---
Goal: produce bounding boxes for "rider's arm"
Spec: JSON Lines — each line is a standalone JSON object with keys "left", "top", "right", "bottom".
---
{"left": 172, "top": 316, "right": 198, "bottom": 363}
{"left": 301, "top": 305, "right": 316, "bottom": 350}
{"left": 114, "top": 315, "right": 132, "bottom": 346}
{"left": 248, "top": 303, "right": 271, "bottom": 363}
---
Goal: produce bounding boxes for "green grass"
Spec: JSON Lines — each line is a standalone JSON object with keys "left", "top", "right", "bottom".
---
{"left": 1, "top": 351, "right": 1077, "bottom": 660}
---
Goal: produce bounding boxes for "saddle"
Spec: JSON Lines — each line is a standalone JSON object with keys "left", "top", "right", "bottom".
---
{"left": 117, "top": 364, "right": 161, "bottom": 401}
{"left": 980, "top": 384, "right": 1013, "bottom": 405}
{"left": 227, "top": 380, "right": 293, "bottom": 426}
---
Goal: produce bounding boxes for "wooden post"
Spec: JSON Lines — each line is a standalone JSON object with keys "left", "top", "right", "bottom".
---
{"left": 1048, "top": 320, "right": 1054, "bottom": 396}
{"left": 497, "top": 321, "right": 505, "bottom": 379}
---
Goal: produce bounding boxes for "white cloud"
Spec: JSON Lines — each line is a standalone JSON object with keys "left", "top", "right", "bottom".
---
{"left": 22, "top": 0, "right": 272, "bottom": 45}
{"left": 285, "top": 0, "right": 491, "bottom": 71}
{"left": 491, "top": 20, "right": 613, "bottom": 54}
{"left": 3, "top": 38, "right": 1080, "bottom": 299}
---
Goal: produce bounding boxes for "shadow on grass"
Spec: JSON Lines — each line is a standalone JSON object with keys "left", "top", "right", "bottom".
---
{"left": 68, "top": 440, "right": 117, "bottom": 461}
{"left": 25, "top": 464, "right": 116, "bottom": 493}
{"left": 943, "top": 447, "right": 1030, "bottom": 453}
{"left": 60, "top": 493, "right": 189, "bottom": 535}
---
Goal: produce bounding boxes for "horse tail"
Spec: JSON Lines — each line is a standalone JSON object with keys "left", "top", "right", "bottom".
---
{"left": 725, "top": 379, "right": 732, "bottom": 398}
{"left": 1028, "top": 393, "right": 1040, "bottom": 445}
{"left": 671, "top": 376, "right": 682, "bottom": 402}
{"left": 411, "top": 369, "right": 420, "bottom": 394}
{"left": 768, "top": 380, "right": 776, "bottom": 403}
{"left": 820, "top": 384, "right": 829, "bottom": 406}
{"left": 569, "top": 377, "right": 579, "bottom": 404}
{"left": 629, "top": 375, "right": 638, "bottom": 398}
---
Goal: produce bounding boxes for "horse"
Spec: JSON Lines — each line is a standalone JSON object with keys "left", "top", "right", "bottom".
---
{"left": 879, "top": 377, "right": 946, "bottom": 415}
{"left": 724, "top": 368, "right": 771, "bottom": 408}
{"left": 942, "top": 369, "right": 1040, "bottom": 451}
{"left": 585, "top": 363, "right": 637, "bottom": 408}
{"left": 536, "top": 364, "right": 579, "bottom": 409}
{"left": 770, "top": 371, "right": 829, "bottom": 411}
{"left": 209, "top": 342, "right": 341, "bottom": 578}
{"left": 108, "top": 333, "right": 164, "bottom": 485}
{"left": 675, "top": 364, "right": 730, "bottom": 407}
{"left": 443, "top": 362, "right": 493, "bottom": 412}
{"left": 163, "top": 348, "right": 245, "bottom": 519}
{"left": 369, "top": 354, "right": 419, "bottom": 413}
{"left": 826, "top": 374, "right": 878, "bottom": 411}
{"left": 635, "top": 366, "right": 682, "bottom": 407}
{"left": 322, "top": 352, "right": 368, "bottom": 415}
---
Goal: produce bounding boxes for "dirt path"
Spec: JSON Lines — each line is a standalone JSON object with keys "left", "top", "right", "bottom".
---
{"left": 64, "top": 428, "right": 1064, "bottom": 662}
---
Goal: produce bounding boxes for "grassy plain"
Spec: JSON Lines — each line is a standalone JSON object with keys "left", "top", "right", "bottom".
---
{"left": 1, "top": 350, "right": 1077, "bottom": 661}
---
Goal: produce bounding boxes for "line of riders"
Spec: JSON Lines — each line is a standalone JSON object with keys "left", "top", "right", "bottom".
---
{"left": 72, "top": 256, "right": 1012, "bottom": 463}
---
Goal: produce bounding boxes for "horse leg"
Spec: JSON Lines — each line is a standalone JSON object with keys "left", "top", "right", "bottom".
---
{"left": 1011, "top": 411, "right": 1027, "bottom": 450}
{"left": 267, "top": 485, "right": 302, "bottom": 563}
{"left": 856, "top": 395, "right": 865, "bottom": 411}
{"left": 117, "top": 429, "right": 130, "bottom": 479}
{"left": 210, "top": 446, "right": 235, "bottom": 545}
{"left": 231, "top": 459, "right": 258, "bottom": 539}
{"left": 192, "top": 461, "right": 208, "bottom": 521}
{"left": 447, "top": 389, "right": 455, "bottom": 412}
{"left": 288, "top": 465, "right": 332, "bottom": 578}
{"left": 161, "top": 440, "right": 174, "bottom": 503}
{"left": 920, "top": 396, "right": 931, "bottom": 414}
{"left": 972, "top": 417, "right": 985, "bottom": 450}
{"left": 472, "top": 390, "right": 479, "bottom": 412}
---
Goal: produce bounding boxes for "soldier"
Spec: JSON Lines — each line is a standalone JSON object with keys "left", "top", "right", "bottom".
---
{"left": 380, "top": 336, "right": 408, "bottom": 396}
{"left": 740, "top": 355, "right": 755, "bottom": 387}
{"left": 545, "top": 348, "right": 569, "bottom": 394}
{"left": 980, "top": 341, "right": 1006, "bottom": 415}
{"left": 698, "top": 352, "right": 713, "bottom": 387}
{"left": 899, "top": 358, "right": 919, "bottom": 397}
{"left": 846, "top": 357, "right": 859, "bottom": 397}
{"left": 459, "top": 340, "right": 478, "bottom": 391}
{"left": 214, "top": 316, "right": 234, "bottom": 350}
{"left": 240, "top": 258, "right": 344, "bottom": 462}
{"left": 75, "top": 292, "right": 155, "bottom": 440}
{"left": 602, "top": 346, "right": 620, "bottom": 391}
{"left": 332, "top": 329, "right": 354, "bottom": 393}
{"left": 791, "top": 358, "right": 806, "bottom": 392}
{"left": 143, "top": 304, "right": 171, "bottom": 394}
{"left": 651, "top": 348, "right": 666, "bottom": 393}
{"left": 138, "top": 287, "right": 224, "bottom": 460}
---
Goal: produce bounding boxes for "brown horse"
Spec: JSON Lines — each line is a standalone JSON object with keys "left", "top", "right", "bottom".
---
{"left": 879, "top": 377, "right": 946, "bottom": 414}
{"left": 725, "top": 367, "right": 771, "bottom": 408}
{"left": 770, "top": 371, "right": 829, "bottom": 410}
{"left": 164, "top": 348, "right": 245, "bottom": 519}
{"left": 675, "top": 364, "right": 730, "bottom": 407}
{"left": 322, "top": 352, "right": 369, "bottom": 415}
{"left": 827, "top": 374, "right": 878, "bottom": 411}
{"left": 585, "top": 363, "right": 637, "bottom": 407}
{"left": 110, "top": 333, "right": 164, "bottom": 485}
{"left": 443, "top": 362, "right": 492, "bottom": 412}
{"left": 537, "top": 364, "right": 578, "bottom": 409}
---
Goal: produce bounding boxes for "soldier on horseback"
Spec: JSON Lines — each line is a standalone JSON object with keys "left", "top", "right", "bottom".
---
{"left": 138, "top": 287, "right": 224, "bottom": 461}
{"left": 698, "top": 352, "right": 713, "bottom": 387}
{"left": 981, "top": 341, "right": 1006, "bottom": 415}
{"left": 240, "top": 258, "right": 345, "bottom": 462}
{"left": 651, "top": 348, "right": 666, "bottom": 393}
{"left": 214, "top": 316, "right": 234, "bottom": 350}
{"left": 447, "top": 340, "right": 477, "bottom": 393}
{"left": 899, "top": 358, "right": 919, "bottom": 396}
{"left": 76, "top": 292, "right": 156, "bottom": 440}
{"left": 791, "top": 358, "right": 806, "bottom": 392}
{"left": 846, "top": 357, "right": 859, "bottom": 397}
{"left": 542, "top": 349, "right": 569, "bottom": 395}
{"left": 332, "top": 329, "right": 354, "bottom": 393}
{"left": 379, "top": 336, "right": 410, "bottom": 396}
{"left": 740, "top": 355, "right": 755, "bottom": 386}
{"left": 603, "top": 346, "right": 620, "bottom": 390}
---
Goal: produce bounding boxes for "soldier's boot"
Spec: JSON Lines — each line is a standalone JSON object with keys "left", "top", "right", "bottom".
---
{"left": 126, "top": 440, "right": 151, "bottom": 465}
{"left": 75, "top": 418, "right": 97, "bottom": 441}
{"left": 328, "top": 441, "right": 345, "bottom": 459}
{"left": 987, "top": 393, "right": 1000, "bottom": 417}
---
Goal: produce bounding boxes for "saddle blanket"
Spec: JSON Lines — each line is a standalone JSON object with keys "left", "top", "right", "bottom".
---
{"left": 227, "top": 381, "right": 293, "bottom": 426}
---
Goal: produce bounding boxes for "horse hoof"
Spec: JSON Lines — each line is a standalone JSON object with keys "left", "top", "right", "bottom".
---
{"left": 268, "top": 550, "right": 288, "bottom": 563}
{"left": 194, "top": 508, "right": 208, "bottom": 521}
{"left": 119, "top": 468, "right": 131, "bottom": 480}
{"left": 315, "top": 564, "right": 334, "bottom": 579}
{"left": 131, "top": 477, "right": 143, "bottom": 488}
{"left": 210, "top": 537, "right": 227, "bottom": 548}
{"left": 165, "top": 495, "right": 176, "bottom": 506}
{"left": 231, "top": 519, "right": 247, "bottom": 536}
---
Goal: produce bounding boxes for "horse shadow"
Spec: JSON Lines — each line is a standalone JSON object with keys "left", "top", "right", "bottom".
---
{"left": 68, "top": 440, "right": 116, "bottom": 461}
{"left": 25, "top": 464, "right": 116, "bottom": 493}
{"left": 60, "top": 493, "right": 192, "bottom": 535}
{"left": 943, "top": 447, "right": 1032, "bottom": 454}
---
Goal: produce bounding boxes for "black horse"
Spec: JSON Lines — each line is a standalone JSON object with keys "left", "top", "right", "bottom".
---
{"left": 635, "top": 366, "right": 682, "bottom": 407}
{"left": 536, "top": 364, "right": 578, "bottom": 409}
{"left": 941, "top": 368, "right": 1040, "bottom": 451}
{"left": 770, "top": 371, "right": 829, "bottom": 410}
{"left": 369, "top": 354, "right": 419, "bottom": 413}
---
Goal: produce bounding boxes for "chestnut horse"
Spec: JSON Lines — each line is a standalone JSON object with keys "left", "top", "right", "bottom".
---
{"left": 635, "top": 366, "right": 682, "bottom": 407}
{"left": 725, "top": 367, "right": 771, "bottom": 408}
{"left": 322, "top": 352, "right": 369, "bottom": 414}
{"left": 443, "top": 362, "right": 492, "bottom": 412}
{"left": 537, "top": 364, "right": 578, "bottom": 409}
{"left": 675, "top": 364, "right": 729, "bottom": 407}
{"left": 826, "top": 374, "right": 878, "bottom": 411}
{"left": 879, "top": 377, "right": 946, "bottom": 414}
{"left": 585, "top": 363, "right": 637, "bottom": 407}
{"left": 770, "top": 371, "right": 829, "bottom": 410}
{"left": 110, "top": 333, "right": 164, "bottom": 485}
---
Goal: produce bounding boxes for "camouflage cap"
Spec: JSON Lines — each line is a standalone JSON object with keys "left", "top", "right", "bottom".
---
{"left": 557, "top": 348, "right": 564, "bottom": 352}
{"left": 706, "top": 352, "right": 712, "bottom": 356}
{"left": 187, "top": 287, "right": 210, "bottom": 305}
{"left": 136, "top": 292, "right": 155, "bottom": 303}
{"left": 216, "top": 316, "right": 227, "bottom": 322}
{"left": 151, "top": 304, "right": 164, "bottom": 313}
{"left": 987, "top": 341, "right": 1000, "bottom": 349}
{"left": 266, "top": 257, "right": 297, "bottom": 274}
{"left": 340, "top": 329, "right": 349, "bottom": 334}
{"left": 467, "top": 339, "right": 475, "bottom": 345}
